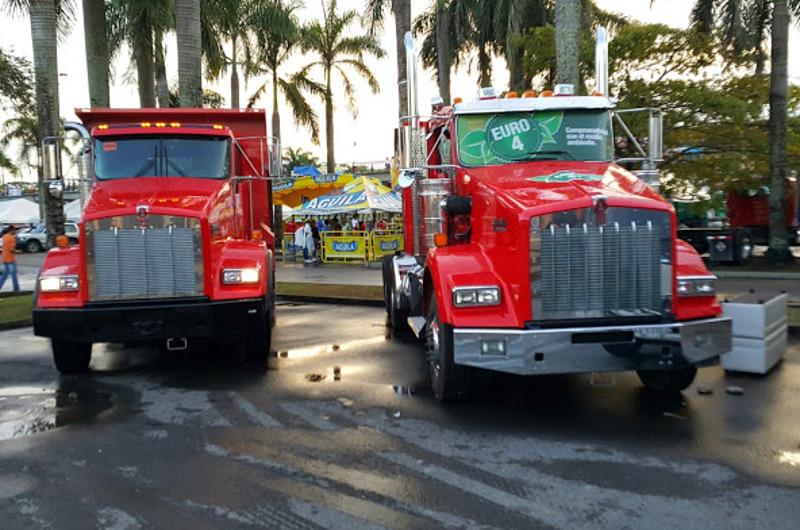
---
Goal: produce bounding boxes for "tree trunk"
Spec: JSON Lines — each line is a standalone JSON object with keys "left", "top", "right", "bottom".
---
{"left": 435, "top": 1, "right": 451, "bottom": 104}
{"left": 505, "top": 2, "right": 524, "bottom": 92}
{"left": 766, "top": 0, "right": 792, "bottom": 264}
{"left": 175, "top": 0, "right": 203, "bottom": 107}
{"left": 154, "top": 30, "right": 170, "bottom": 108}
{"left": 271, "top": 72, "right": 280, "bottom": 143}
{"left": 477, "top": 46, "right": 492, "bottom": 88}
{"left": 29, "top": 0, "right": 64, "bottom": 246}
{"left": 82, "top": 0, "right": 109, "bottom": 107}
{"left": 230, "top": 35, "right": 240, "bottom": 108}
{"left": 555, "top": 0, "right": 580, "bottom": 88}
{"left": 325, "top": 71, "right": 335, "bottom": 174}
{"left": 392, "top": 0, "right": 411, "bottom": 118}
{"left": 135, "top": 30, "right": 156, "bottom": 107}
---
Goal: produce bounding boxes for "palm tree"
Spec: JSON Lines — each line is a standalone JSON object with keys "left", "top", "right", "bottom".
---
{"left": 365, "top": 0, "right": 410, "bottom": 118}
{"left": 282, "top": 146, "right": 320, "bottom": 174}
{"left": 203, "top": 0, "right": 254, "bottom": 108}
{"left": 767, "top": 0, "right": 792, "bottom": 263}
{"left": 555, "top": 0, "right": 580, "bottom": 87}
{"left": 82, "top": 0, "right": 110, "bottom": 106}
{"left": 689, "top": 0, "right": 798, "bottom": 263}
{"left": 1, "top": 0, "right": 71, "bottom": 243}
{"left": 247, "top": 0, "right": 323, "bottom": 145}
{"left": 175, "top": 0, "right": 202, "bottom": 107}
{"left": 302, "top": 0, "right": 385, "bottom": 173}
{"left": 108, "top": 0, "right": 172, "bottom": 107}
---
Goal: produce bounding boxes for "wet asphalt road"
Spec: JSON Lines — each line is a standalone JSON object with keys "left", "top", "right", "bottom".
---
{"left": 1, "top": 302, "right": 800, "bottom": 529}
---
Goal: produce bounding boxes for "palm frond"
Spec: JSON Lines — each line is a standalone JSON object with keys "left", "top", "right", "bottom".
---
{"left": 278, "top": 76, "right": 321, "bottom": 144}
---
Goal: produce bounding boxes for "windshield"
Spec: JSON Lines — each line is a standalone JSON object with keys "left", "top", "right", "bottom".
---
{"left": 456, "top": 109, "right": 613, "bottom": 166}
{"left": 94, "top": 135, "right": 231, "bottom": 180}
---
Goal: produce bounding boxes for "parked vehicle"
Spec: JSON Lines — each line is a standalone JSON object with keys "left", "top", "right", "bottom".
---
{"left": 383, "top": 30, "right": 732, "bottom": 400}
{"left": 33, "top": 108, "right": 280, "bottom": 373}
{"left": 16, "top": 222, "right": 79, "bottom": 253}
{"left": 676, "top": 188, "right": 799, "bottom": 265}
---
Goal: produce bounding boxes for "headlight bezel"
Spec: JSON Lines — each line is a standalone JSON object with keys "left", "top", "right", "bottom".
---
{"left": 221, "top": 267, "right": 261, "bottom": 285}
{"left": 453, "top": 286, "right": 501, "bottom": 307}
{"left": 39, "top": 275, "right": 80, "bottom": 292}
{"left": 677, "top": 276, "right": 716, "bottom": 297}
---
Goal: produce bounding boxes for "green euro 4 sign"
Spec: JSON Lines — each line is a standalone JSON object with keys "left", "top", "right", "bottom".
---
{"left": 486, "top": 115, "right": 539, "bottom": 161}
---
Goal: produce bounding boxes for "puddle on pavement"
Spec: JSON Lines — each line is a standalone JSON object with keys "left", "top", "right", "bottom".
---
{"left": 0, "top": 385, "right": 114, "bottom": 442}
{"left": 276, "top": 335, "right": 388, "bottom": 360}
{"left": 777, "top": 450, "right": 800, "bottom": 467}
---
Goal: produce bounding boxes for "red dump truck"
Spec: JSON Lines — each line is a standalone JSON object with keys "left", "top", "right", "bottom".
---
{"left": 33, "top": 108, "right": 278, "bottom": 373}
{"left": 384, "top": 31, "right": 732, "bottom": 400}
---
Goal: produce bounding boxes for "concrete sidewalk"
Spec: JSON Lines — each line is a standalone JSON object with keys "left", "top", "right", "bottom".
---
{"left": 276, "top": 261, "right": 382, "bottom": 286}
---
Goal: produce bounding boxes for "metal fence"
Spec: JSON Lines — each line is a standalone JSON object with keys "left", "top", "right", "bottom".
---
{"left": 281, "top": 230, "right": 404, "bottom": 263}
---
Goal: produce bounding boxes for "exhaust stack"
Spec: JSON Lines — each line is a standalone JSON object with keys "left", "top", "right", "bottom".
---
{"left": 595, "top": 27, "right": 608, "bottom": 96}
{"left": 404, "top": 31, "right": 419, "bottom": 124}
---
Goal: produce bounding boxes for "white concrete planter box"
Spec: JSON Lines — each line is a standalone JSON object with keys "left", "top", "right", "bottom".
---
{"left": 721, "top": 293, "right": 788, "bottom": 374}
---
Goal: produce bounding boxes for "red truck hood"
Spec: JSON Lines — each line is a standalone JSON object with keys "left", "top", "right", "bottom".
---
{"left": 83, "top": 177, "right": 228, "bottom": 219}
{"left": 466, "top": 161, "right": 670, "bottom": 214}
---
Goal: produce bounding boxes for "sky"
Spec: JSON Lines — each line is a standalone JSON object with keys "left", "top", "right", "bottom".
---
{"left": 1, "top": 0, "right": 799, "bottom": 179}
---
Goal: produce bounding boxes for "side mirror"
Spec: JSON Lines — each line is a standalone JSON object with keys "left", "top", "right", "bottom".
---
{"left": 398, "top": 169, "right": 416, "bottom": 189}
{"left": 648, "top": 110, "right": 663, "bottom": 162}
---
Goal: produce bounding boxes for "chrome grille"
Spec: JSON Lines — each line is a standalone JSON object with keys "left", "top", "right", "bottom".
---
{"left": 531, "top": 207, "right": 671, "bottom": 321}
{"left": 86, "top": 215, "right": 203, "bottom": 301}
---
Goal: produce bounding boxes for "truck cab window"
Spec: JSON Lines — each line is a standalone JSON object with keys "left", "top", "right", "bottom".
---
{"left": 455, "top": 109, "right": 613, "bottom": 167}
{"left": 95, "top": 136, "right": 231, "bottom": 180}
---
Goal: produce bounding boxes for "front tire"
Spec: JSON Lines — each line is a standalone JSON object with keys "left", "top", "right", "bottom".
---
{"left": 637, "top": 366, "right": 697, "bottom": 393}
{"left": 25, "top": 239, "right": 42, "bottom": 253}
{"left": 52, "top": 340, "right": 92, "bottom": 374}
{"left": 426, "top": 298, "right": 471, "bottom": 401}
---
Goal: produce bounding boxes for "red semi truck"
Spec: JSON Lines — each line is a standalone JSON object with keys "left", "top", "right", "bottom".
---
{"left": 33, "top": 108, "right": 278, "bottom": 373}
{"left": 384, "top": 31, "right": 732, "bottom": 400}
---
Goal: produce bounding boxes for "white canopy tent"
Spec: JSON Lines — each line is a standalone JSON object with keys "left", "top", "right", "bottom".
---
{"left": 0, "top": 198, "right": 40, "bottom": 225}
{"left": 64, "top": 199, "right": 83, "bottom": 221}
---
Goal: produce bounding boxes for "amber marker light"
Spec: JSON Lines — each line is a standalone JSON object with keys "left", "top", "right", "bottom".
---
{"left": 97, "top": 124, "right": 109, "bottom": 130}
{"left": 55, "top": 235, "right": 69, "bottom": 248}
{"left": 433, "top": 233, "right": 448, "bottom": 247}
{"left": 212, "top": 124, "right": 224, "bottom": 130}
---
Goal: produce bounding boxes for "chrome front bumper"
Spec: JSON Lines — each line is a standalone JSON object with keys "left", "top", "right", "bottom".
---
{"left": 452, "top": 317, "right": 732, "bottom": 376}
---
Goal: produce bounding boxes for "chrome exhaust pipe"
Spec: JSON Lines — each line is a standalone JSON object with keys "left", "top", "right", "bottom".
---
{"left": 595, "top": 27, "right": 609, "bottom": 96}
{"left": 64, "top": 121, "right": 92, "bottom": 210}
{"left": 404, "top": 31, "right": 419, "bottom": 127}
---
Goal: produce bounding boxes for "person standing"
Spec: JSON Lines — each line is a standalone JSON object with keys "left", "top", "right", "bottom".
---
{"left": 0, "top": 226, "right": 20, "bottom": 292}
{"left": 302, "top": 220, "right": 314, "bottom": 265}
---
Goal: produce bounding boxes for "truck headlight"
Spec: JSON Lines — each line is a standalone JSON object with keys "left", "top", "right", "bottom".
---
{"left": 39, "top": 275, "right": 79, "bottom": 292}
{"left": 677, "top": 276, "right": 716, "bottom": 297}
{"left": 222, "top": 268, "right": 260, "bottom": 285}
{"left": 453, "top": 286, "right": 501, "bottom": 307}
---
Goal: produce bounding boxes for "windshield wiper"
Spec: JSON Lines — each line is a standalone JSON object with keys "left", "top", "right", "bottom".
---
{"left": 525, "top": 149, "right": 576, "bottom": 161}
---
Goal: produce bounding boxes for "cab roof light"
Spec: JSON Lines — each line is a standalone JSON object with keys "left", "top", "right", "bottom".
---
{"left": 140, "top": 122, "right": 152, "bottom": 128}
{"left": 453, "top": 97, "right": 463, "bottom": 104}
{"left": 155, "top": 122, "right": 166, "bottom": 128}
{"left": 97, "top": 124, "right": 109, "bottom": 130}
{"left": 540, "top": 90, "right": 553, "bottom": 97}
{"left": 591, "top": 90, "right": 604, "bottom": 96}
{"left": 554, "top": 84, "right": 575, "bottom": 96}
{"left": 505, "top": 91, "right": 519, "bottom": 99}
{"left": 522, "top": 90, "right": 537, "bottom": 98}
{"left": 479, "top": 87, "right": 497, "bottom": 100}
{"left": 212, "top": 124, "right": 225, "bottom": 130}
{"left": 170, "top": 122, "right": 181, "bottom": 128}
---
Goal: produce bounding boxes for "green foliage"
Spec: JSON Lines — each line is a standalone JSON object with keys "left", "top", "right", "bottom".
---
{"left": 519, "top": 21, "right": 800, "bottom": 196}
{"left": 282, "top": 146, "right": 320, "bottom": 174}
{"left": 0, "top": 47, "right": 34, "bottom": 109}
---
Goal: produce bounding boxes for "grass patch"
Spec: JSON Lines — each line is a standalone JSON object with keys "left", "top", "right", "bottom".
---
{"left": 276, "top": 282, "right": 383, "bottom": 301}
{"left": 0, "top": 293, "right": 33, "bottom": 327}
{"left": 790, "top": 305, "right": 800, "bottom": 328}
{"left": 709, "top": 256, "right": 800, "bottom": 273}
